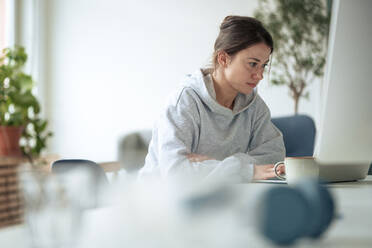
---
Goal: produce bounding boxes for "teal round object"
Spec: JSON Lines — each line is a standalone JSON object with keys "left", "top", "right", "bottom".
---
{"left": 256, "top": 187, "right": 310, "bottom": 246}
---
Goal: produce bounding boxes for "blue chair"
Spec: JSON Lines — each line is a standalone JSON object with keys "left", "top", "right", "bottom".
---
{"left": 271, "top": 115, "right": 316, "bottom": 157}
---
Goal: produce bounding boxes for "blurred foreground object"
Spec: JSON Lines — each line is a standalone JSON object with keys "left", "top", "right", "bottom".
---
{"left": 76, "top": 176, "right": 335, "bottom": 247}
{"left": 20, "top": 166, "right": 99, "bottom": 247}
{"left": 182, "top": 178, "right": 335, "bottom": 246}
{"left": 51, "top": 159, "right": 110, "bottom": 209}
{"left": 0, "top": 154, "right": 59, "bottom": 229}
{"left": 255, "top": 178, "right": 335, "bottom": 245}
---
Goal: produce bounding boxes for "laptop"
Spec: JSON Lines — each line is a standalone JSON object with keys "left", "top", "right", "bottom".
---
{"left": 253, "top": 163, "right": 370, "bottom": 184}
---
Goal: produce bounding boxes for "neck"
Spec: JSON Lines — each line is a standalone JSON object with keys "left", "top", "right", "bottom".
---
{"left": 211, "top": 69, "right": 238, "bottom": 110}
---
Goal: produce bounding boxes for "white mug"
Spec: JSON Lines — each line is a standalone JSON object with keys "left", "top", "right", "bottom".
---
{"left": 274, "top": 157, "right": 319, "bottom": 184}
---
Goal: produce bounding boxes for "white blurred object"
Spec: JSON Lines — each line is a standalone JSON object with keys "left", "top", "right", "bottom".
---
{"left": 19, "top": 168, "right": 99, "bottom": 248}
{"left": 78, "top": 177, "right": 263, "bottom": 248}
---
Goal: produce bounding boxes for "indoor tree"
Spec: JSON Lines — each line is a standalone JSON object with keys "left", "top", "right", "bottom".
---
{"left": 254, "top": 0, "right": 331, "bottom": 114}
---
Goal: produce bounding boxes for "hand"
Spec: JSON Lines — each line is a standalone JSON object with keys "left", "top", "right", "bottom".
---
{"left": 186, "top": 153, "right": 213, "bottom": 162}
{"left": 253, "top": 164, "right": 285, "bottom": 180}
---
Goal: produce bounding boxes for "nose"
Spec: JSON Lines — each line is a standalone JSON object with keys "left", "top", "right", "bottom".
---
{"left": 252, "top": 70, "right": 264, "bottom": 81}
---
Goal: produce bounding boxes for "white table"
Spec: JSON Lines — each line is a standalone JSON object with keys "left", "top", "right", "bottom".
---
{"left": 1, "top": 176, "right": 372, "bottom": 248}
{"left": 315, "top": 177, "right": 372, "bottom": 247}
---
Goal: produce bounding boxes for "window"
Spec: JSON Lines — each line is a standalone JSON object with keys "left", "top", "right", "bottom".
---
{"left": 0, "top": 0, "right": 6, "bottom": 51}
{"left": 0, "top": 0, "right": 15, "bottom": 52}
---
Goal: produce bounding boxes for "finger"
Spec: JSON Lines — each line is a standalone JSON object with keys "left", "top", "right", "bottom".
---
{"left": 187, "top": 155, "right": 210, "bottom": 162}
{"left": 277, "top": 165, "right": 285, "bottom": 173}
{"left": 260, "top": 164, "right": 274, "bottom": 171}
{"left": 186, "top": 154, "right": 194, "bottom": 159}
{"left": 198, "top": 157, "right": 211, "bottom": 162}
{"left": 261, "top": 170, "right": 275, "bottom": 179}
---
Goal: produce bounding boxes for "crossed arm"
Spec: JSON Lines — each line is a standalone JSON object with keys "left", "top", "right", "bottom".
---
{"left": 186, "top": 153, "right": 285, "bottom": 180}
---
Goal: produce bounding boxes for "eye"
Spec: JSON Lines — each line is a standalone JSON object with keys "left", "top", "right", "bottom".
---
{"left": 262, "top": 64, "right": 268, "bottom": 69}
{"left": 248, "top": 62, "right": 257, "bottom": 68}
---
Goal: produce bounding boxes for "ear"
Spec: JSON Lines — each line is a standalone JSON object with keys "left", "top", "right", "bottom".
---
{"left": 216, "top": 51, "right": 231, "bottom": 68}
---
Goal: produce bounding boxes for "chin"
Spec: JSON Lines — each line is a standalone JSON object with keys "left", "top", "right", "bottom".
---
{"left": 240, "top": 88, "right": 254, "bottom": 95}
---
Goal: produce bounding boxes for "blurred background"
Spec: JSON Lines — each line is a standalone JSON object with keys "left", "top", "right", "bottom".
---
{"left": 0, "top": 0, "right": 325, "bottom": 162}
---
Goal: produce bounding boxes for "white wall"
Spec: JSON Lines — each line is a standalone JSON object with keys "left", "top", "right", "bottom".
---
{"left": 43, "top": 0, "right": 320, "bottom": 162}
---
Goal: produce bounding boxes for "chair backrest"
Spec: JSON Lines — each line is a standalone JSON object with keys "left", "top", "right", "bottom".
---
{"left": 271, "top": 115, "right": 316, "bottom": 157}
{"left": 51, "top": 159, "right": 108, "bottom": 185}
{"left": 118, "top": 130, "right": 152, "bottom": 172}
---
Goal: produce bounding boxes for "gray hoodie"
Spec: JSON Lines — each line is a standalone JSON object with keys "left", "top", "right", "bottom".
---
{"left": 139, "top": 69, "right": 285, "bottom": 183}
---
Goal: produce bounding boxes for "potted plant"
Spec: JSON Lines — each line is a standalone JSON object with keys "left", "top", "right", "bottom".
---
{"left": 254, "top": 0, "right": 331, "bottom": 114}
{"left": 0, "top": 46, "right": 52, "bottom": 163}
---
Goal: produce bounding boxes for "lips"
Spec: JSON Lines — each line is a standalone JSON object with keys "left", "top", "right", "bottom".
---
{"left": 247, "top": 83, "right": 257, "bottom": 88}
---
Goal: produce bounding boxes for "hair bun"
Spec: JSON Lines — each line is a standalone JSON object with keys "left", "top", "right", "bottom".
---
{"left": 220, "top": 15, "right": 262, "bottom": 30}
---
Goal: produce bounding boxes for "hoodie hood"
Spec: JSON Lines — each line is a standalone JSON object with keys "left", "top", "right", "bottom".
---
{"left": 181, "top": 68, "right": 257, "bottom": 116}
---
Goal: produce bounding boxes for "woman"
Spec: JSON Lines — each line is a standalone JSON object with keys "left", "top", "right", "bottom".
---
{"left": 139, "top": 16, "right": 285, "bottom": 183}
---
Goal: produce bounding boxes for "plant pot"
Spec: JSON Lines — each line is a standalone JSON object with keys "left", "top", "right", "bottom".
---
{"left": 0, "top": 126, "right": 24, "bottom": 157}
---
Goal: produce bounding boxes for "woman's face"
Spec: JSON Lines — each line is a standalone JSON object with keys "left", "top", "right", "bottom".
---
{"left": 223, "top": 42, "right": 271, "bottom": 95}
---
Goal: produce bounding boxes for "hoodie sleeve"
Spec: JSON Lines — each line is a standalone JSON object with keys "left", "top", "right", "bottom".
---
{"left": 228, "top": 99, "right": 286, "bottom": 167}
{"left": 141, "top": 88, "right": 254, "bottom": 183}
{"left": 247, "top": 103, "right": 286, "bottom": 164}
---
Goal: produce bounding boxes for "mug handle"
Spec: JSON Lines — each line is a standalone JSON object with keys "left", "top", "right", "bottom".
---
{"left": 274, "top": 161, "right": 286, "bottom": 180}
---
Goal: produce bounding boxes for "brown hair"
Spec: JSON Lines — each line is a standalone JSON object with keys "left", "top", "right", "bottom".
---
{"left": 212, "top": 16, "right": 274, "bottom": 69}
